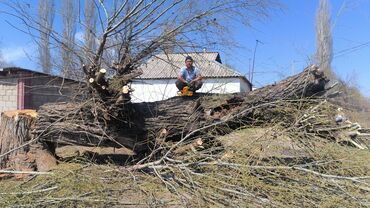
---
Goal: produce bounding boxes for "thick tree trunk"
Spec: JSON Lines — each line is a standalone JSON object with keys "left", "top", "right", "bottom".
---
{"left": 35, "top": 101, "right": 147, "bottom": 151}
{"left": 0, "top": 110, "right": 36, "bottom": 169}
{"left": 0, "top": 110, "right": 56, "bottom": 173}
{"left": 34, "top": 65, "right": 328, "bottom": 154}
{"left": 138, "top": 65, "right": 328, "bottom": 141}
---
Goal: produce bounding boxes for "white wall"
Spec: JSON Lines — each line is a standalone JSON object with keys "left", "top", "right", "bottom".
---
{"left": 131, "top": 78, "right": 245, "bottom": 103}
{"left": 239, "top": 78, "right": 251, "bottom": 93}
{"left": 200, "top": 78, "right": 241, "bottom": 94}
{"left": 131, "top": 79, "right": 177, "bottom": 102}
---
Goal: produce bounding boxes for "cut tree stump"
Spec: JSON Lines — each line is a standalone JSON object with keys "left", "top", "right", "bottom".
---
{"left": 0, "top": 110, "right": 56, "bottom": 173}
{"left": 0, "top": 110, "right": 37, "bottom": 169}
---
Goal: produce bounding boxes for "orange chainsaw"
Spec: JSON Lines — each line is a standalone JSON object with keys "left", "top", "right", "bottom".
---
{"left": 178, "top": 86, "right": 193, "bottom": 96}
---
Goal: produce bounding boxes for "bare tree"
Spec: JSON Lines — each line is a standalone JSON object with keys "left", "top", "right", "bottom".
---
{"left": 38, "top": 0, "right": 54, "bottom": 74}
{"left": 61, "top": 0, "right": 77, "bottom": 77}
{"left": 315, "top": 0, "right": 334, "bottom": 78}
{"left": 84, "top": 1, "right": 277, "bottom": 101}
{"left": 161, "top": 23, "right": 178, "bottom": 54}
{"left": 83, "top": 0, "right": 97, "bottom": 63}
{"left": 5, "top": 0, "right": 279, "bottom": 112}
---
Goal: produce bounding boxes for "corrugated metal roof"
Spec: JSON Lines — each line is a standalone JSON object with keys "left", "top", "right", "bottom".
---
{"left": 137, "top": 52, "right": 245, "bottom": 79}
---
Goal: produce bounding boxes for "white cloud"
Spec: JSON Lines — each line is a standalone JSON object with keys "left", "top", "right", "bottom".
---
{"left": 0, "top": 44, "right": 37, "bottom": 69}
{"left": 75, "top": 31, "right": 84, "bottom": 43}
{"left": 1, "top": 46, "right": 28, "bottom": 63}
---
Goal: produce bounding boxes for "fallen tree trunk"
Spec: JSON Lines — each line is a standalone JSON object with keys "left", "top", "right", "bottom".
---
{"left": 35, "top": 101, "right": 147, "bottom": 151}
{"left": 34, "top": 65, "right": 328, "bottom": 153}
{"left": 135, "top": 65, "right": 328, "bottom": 142}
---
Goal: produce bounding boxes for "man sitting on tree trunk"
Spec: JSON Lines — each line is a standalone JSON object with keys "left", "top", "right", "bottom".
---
{"left": 176, "top": 56, "right": 203, "bottom": 93}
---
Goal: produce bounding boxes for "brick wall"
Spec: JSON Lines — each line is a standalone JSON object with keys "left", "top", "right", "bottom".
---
{"left": 0, "top": 78, "right": 18, "bottom": 112}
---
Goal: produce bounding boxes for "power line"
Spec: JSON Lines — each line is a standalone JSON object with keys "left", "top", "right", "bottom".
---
{"left": 333, "top": 41, "right": 370, "bottom": 58}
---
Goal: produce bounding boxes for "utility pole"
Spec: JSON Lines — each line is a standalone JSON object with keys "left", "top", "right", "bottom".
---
{"left": 250, "top": 39, "right": 262, "bottom": 85}
{"left": 292, "top": 60, "right": 295, "bottom": 75}
{"left": 248, "top": 58, "right": 251, "bottom": 81}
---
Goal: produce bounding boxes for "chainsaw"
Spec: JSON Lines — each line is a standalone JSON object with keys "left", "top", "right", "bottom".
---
{"left": 178, "top": 86, "right": 193, "bottom": 96}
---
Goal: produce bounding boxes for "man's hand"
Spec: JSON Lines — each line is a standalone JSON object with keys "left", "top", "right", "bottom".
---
{"left": 194, "top": 75, "right": 202, "bottom": 82}
{"left": 191, "top": 77, "right": 200, "bottom": 83}
{"left": 177, "top": 75, "right": 188, "bottom": 84}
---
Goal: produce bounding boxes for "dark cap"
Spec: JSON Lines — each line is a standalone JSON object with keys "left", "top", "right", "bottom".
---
{"left": 185, "top": 56, "right": 193, "bottom": 61}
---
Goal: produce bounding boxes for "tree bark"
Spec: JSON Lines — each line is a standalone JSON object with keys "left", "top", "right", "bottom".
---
{"left": 0, "top": 110, "right": 36, "bottom": 169}
{"left": 0, "top": 110, "right": 57, "bottom": 172}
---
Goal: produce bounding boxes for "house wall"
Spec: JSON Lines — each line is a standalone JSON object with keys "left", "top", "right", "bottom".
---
{"left": 0, "top": 78, "right": 17, "bottom": 112}
{"left": 239, "top": 78, "right": 251, "bottom": 93}
{"left": 131, "top": 79, "right": 176, "bottom": 102}
{"left": 0, "top": 73, "right": 80, "bottom": 114}
{"left": 200, "top": 78, "right": 241, "bottom": 94}
{"left": 131, "top": 77, "right": 244, "bottom": 102}
{"left": 27, "top": 76, "right": 78, "bottom": 109}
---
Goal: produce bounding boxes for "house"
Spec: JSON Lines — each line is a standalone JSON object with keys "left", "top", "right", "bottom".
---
{"left": 131, "top": 52, "right": 251, "bottom": 102}
{"left": 0, "top": 67, "right": 81, "bottom": 113}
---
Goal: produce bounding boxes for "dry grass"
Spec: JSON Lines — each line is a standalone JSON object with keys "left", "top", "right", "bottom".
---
{"left": 0, "top": 162, "right": 180, "bottom": 207}
{"left": 216, "top": 128, "right": 370, "bottom": 207}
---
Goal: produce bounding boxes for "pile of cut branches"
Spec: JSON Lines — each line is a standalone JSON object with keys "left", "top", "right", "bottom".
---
{"left": 1, "top": 94, "right": 369, "bottom": 207}
{"left": 122, "top": 98, "right": 369, "bottom": 207}
{"left": 1, "top": 65, "right": 369, "bottom": 207}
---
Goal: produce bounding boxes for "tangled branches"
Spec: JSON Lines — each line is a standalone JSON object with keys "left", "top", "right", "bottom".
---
{"left": 2, "top": 66, "right": 369, "bottom": 207}
{"left": 123, "top": 99, "right": 370, "bottom": 207}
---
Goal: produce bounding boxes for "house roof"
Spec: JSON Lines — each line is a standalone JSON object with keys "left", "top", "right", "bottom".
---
{"left": 137, "top": 52, "right": 249, "bottom": 83}
{"left": 0, "top": 67, "right": 80, "bottom": 82}
{"left": 0, "top": 67, "right": 50, "bottom": 76}
{"left": 155, "top": 52, "right": 222, "bottom": 63}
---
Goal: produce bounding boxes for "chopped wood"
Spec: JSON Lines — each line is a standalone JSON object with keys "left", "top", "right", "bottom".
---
{"left": 95, "top": 68, "right": 106, "bottom": 83}
{"left": 122, "top": 85, "right": 129, "bottom": 94}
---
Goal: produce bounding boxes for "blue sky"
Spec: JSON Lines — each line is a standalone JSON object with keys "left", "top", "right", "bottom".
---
{"left": 0, "top": 0, "right": 369, "bottom": 97}
{"left": 221, "top": 0, "right": 370, "bottom": 97}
